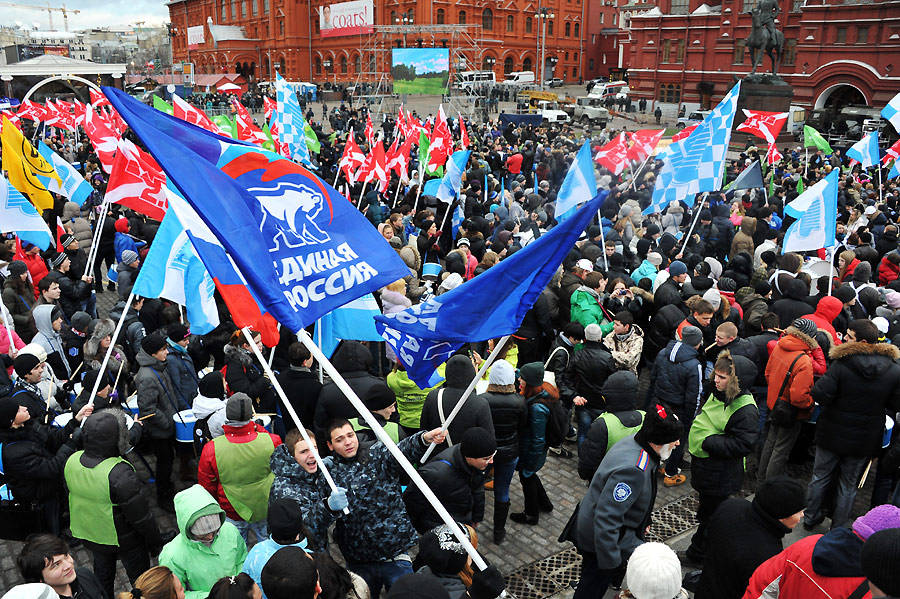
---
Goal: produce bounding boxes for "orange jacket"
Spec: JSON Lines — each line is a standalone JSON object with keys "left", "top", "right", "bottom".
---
{"left": 764, "top": 328, "right": 817, "bottom": 416}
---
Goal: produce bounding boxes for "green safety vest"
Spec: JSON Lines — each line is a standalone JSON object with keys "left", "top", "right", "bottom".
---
{"left": 597, "top": 411, "right": 646, "bottom": 453}
{"left": 350, "top": 418, "right": 400, "bottom": 443}
{"left": 213, "top": 433, "right": 275, "bottom": 523}
{"left": 689, "top": 393, "right": 756, "bottom": 459}
{"left": 64, "top": 451, "right": 130, "bottom": 546}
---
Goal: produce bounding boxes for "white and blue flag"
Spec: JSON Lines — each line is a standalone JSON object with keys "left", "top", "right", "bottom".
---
{"left": 314, "top": 293, "right": 384, "bottom": 358}
{"left": 847, "top": 132, "right": 880, "bottom": 169}
{"left": 555, "top": 141, "right": 597, "bottom": 222}
{"left": 435, "top": 150, "right": 471, "bottom": 204}
{"left": 274, "top": 72, "right": 314, "bottom": 169}
{"left": 132, "top": 204, "right": 220, "bottom": 334}
{"left": 36, "top": 140, "right": 93, "bottom": 206}
{"left": 645, "top": 82, "right": 741, "bottom": 215}
{"left": 782, "top": 169, "right": 838, "bottom": 253}
{"left": 0, "top": 175, "right": 52, "bottom": 250}
{"left": 882, "top": 92, "right": 900, "bottom": 134}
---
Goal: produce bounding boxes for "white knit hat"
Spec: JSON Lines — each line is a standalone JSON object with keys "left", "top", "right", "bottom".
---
{"left": 625, "top": 542, "right": 683, "bottom": 599}
{"left": 488, "top": 359, "right": 516, "bottom": 386}
{"left": 702, "top": 288, "right": 722, "bottom": 311}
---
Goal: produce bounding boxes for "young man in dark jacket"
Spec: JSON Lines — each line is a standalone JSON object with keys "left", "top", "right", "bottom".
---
{"left": 64, "top": 411, "right": 163, "bottom": 596}
{"left": 694, "top": 476, "right": 806, "bottom": 599}
{"left": 16, "top": 534, "right": 105, "bottom": 599}
{"left": 578, "top": 371, "right": 644, "bottom": 482}
{"left": 404, "top": 427, "right": 495, "bottom": 533}
{"left": 546, "top": 322, "right": 583, "bottom": 458}
{"left": 805, "top": 319, "right": 900, "bottom": 530}
{"left": 276, "top": 342, "right": 322, "bottom": 429}
{"left": 567, "top": 323, "right": 615, "bottom": 448}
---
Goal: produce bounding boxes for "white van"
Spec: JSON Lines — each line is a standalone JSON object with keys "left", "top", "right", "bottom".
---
{"left": 786, "top": 105, "right": 806, "bottom": 138}
{"left": 503, "top": 71, "right": 536, "bottom": 86}
{"left": 456, "top": 70, "right": 496, "bottom": 90}
{"left": 588, "top": 80, "right": 628, "bottom": 100}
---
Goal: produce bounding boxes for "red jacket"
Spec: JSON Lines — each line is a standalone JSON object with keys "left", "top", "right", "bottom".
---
{"left": 198, "top": 421, "right": 282, "bottom": 521}
{"left": 22, "top": 253, "right": 48, "bottom": 299}
{"left": 506, "top": 153, "right": 523, "bottom": 174}
{"left": 808, "top": 296, "right": 842, "bottom": 347}
{"left": 878, "top": 255, "right": 900, "bottom": 286}
{"left": 743, "top": 533, "right": 870, "bottom": 599}
{"left": 764, "top": 330, "right": 818, "bottom": 418}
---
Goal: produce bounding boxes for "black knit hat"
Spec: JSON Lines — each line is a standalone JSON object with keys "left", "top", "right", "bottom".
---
{"left": 834, "top": 284, "right": 856, "bottom": 304}
{"left": 519, "top": 362, "right": 544, "bottom": 387}
{"left": 80, "top": 369, "right": 112, "bottom": 395}
{"left": 364, "top": 382, "right": 396, "bottom": 412}
{"left": 13, "top": 353, "right": 41, "bottom": 378}
{"left": 460, "top": 427, "right": 497, "bottom": 458}
{"left": 167, "top": 323, "right": 190, "bottom": 342}
{"left": 417, "top": 524, "right": 470, "bottom": 576}
{"left": 791, "top": 318, "right": 818, "bottom": 339}
{"left": 861, "top": 528, "right": 900, "bottom": 596}
{"left": 8, "top": 261, "right": 27, "bottom": 277}
{"left": 140, "top": 332, "right": 167, "bottom": 356}
{"left": 60, "top": 233, "right": 76, "bottom": 248}
{"left": 268, "top": 498, "right": 306, "bottom": 542}
{"left": 638, "top": 403, "right": 683, "bottom": 445}
{"left": 198, "top": 371, "right": 226, "bottom": 399}
{"left": 753, "top": 476, "right": 807, "bottom": 519}
{"left": 0, "top": 401, "right": 19, "bottom": 429}
{"left": 385, "top": 572, "right": 451, "bottom": 599}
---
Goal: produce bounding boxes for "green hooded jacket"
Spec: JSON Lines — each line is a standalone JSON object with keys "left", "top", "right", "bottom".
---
{"left": 570, "top": 287, "right": 615, "bottom": 336}
{"left": 387, "top": 369, "right": 440, "bottom": 429}
{"left": 158, "top": 485, "right": 248, "bottom": 599}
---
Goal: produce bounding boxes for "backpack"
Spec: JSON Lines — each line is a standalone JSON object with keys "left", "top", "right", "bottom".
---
{"left": 543, "top": 398, "right": 570, "bottom": 447}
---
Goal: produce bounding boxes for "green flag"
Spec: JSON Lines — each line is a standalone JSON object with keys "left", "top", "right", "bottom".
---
{"left": 803, "top": 125, "right": 833, "bottom": 154}
{"left": 418, "top": 130, "right": 443, "bottom": 177}
{"left": 304, "top": 122, "right": 320, "bottom": 154}
{"left": 769, "top": 171, "right": 775, "bottom": 198}
{"left": 212, "top": 114, "right": 236, "bottom": 138}
{"left": 796, "top": 177, "right": 804, "bottom": 194}
{"left": 152, "top": 95, "right": 173, "bottom": 115}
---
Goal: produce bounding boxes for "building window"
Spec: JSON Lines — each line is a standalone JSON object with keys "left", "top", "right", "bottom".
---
{"left": 565, "top": 51, "right": 569, "bottom": 59}
{"left": 230, "top": 0, "right": 236, "bottom": 19}
{"left": 574, "top": 23, "right": 579, "bottom": 37}
{"left": 523, "top": 57, "right": 532, "bottom": 71}
{"left": 340, "top": 55, "right": 347, "bottom": 73}
{"left": 458, "top": 10, "right": 466, "bottom": 24}
{"left": 589, "top": 58, "right": 595, "bottom": 69}
{"left": 573, "top": 67, "right": 577, "bottom": 77}
{"left": 251, "top": 0, "right": 257, "bottom": 16}
{"left": 354, "top": 54, "right": 361, "bottom": 72}
{"left": 600, "top": 13, "right": 604, "bottom": 24}
{"left": 263, "top": 0, "right": 268, "bottom": 12}
{"left": 835, "top": 26, "right": 846, "bottom": 43}
{"left": 733, "top": 39, "right": 745, "bottom": 63}
{"left": 742, "top": 0, "right": 759, "bottom": 10}
{"left": 658, "top": 83, "right": 681, "bottom": 103}
{"left": 671, "top": 0, "right": 689, "bottom": 14}
{"left": 857, "top": 26, "right": 868, "bottom": 44}
{"left": 482, "top": 8, "right": 493, "bottom": 30}
{"left": 507, "top": 15, "right": 514, "bottom": 31}
{"left": 661, "top": 39, "right": 671, "bottom": 62}
{"left": 676, "top": 39, "right": 685, "bottom": 63}
{"left": 436, "top": 8, "right": 444, "bottom": 23}
{"left": 565, "top": 22, "right": 571, "bottom": 36}
{"left": 241, "top": 0, "right": 246, "bottom": 18}
{"left": 574, "top": 52, "right": 578, "bottom": 60}
{"left": 783, "top": 38, "right": 797, "bottom": 64}
{"left": 791, "top": 0, "right": 803, "bottom": 11}
{"left": 592, "top": 34, "right": 597, "bottom": 43}
{"left": 547, "top": 20, "right": 553, "bottom": 35}
{"left": 503, "top": 56, "right": 514, "bottom": 73}
{"left": 221, "top": 0, "right": 227, "bottom": 20}
{"left": 525, "top": 16, "right": 533, "bottom": 32}
{"left": 315, "top": 57, "right": 322, "bottom": 74}
{"left": 279, "top": 19, "right": 284, "bottom": 35}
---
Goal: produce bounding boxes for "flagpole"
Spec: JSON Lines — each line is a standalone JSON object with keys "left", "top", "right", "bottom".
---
{"left": 597, "top": 209, "right": 609, "bottom": 272}
{"left": 678, "top": 192, "right": 708, "bottom": 256}
{"left": 333, "top": 169, "right": 340, "bottom": 188}
{"left": 420, "top": 335, "right": 511, "bottom": 464}
{"left": 631, "top": 153, "right": 653, "bottom": 192}
{"left": 411, "top": 163, "right": 425, "bottom": 215}
{"left": 241, "top": 327, "right": 349, "bottom": 514}
{"left": 268, "top": 323, "right": 281, "bottom": 368}
{"left": 84, "top": 198, "right": 111, "bottom": 285}
{"left": 804, "top": 146, "right": 809, "bottom": 178}
{"left": 357, "top": 180, "right": 368, "bottom": 211}
{"left": 878, "top": 164, "right": 884, "bottom": 204}
{"left": 315, "top": 320, "right": 323, "bottom": 384}
{"left": 827, "top": 246, "right": 835, "bottom": 297}
{"left": 86, "top": 291, "right": 134, "bottom": 406}
{"left": 295, "top": 328, "right": 489, "bottom": 571}
{"left": 438, "top": 199, "right": 454, "bottom": 234}
{"left": 0, "top": 301, "right": 16, "bottom": 353}
{"left": 392, "top": 177, "right": 403, "bottom": 209}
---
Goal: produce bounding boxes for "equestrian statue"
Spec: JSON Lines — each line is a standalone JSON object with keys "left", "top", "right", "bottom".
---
{"left": 746, "top": 0, "right": 784, "bottom": 76}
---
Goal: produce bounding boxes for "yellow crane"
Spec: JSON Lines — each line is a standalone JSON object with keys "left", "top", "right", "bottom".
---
{"left": 0, "top": 2, "right": 81, "bottom": 31}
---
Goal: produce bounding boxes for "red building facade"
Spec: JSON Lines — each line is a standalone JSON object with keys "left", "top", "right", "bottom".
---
{"left": 620, "top": 0, "right": 900, "bottom": 113}
{"left": 167, "top": 0, "right": 588, "bottom": 85}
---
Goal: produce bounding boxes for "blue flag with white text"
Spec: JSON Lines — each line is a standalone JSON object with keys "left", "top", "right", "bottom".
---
{"left": 37, "top": 141, "right": 93, "bottom": 206}
{"left": 104, "top": 87, "right": 410, "bottom": 333}
{"left": 0, "top": 175, "right": 52, "bottom": 249}
{"left": 782, "top": 169, "right": 838, "bottom": 253}
{"left": 376, "top": 192, "right": 607, "bottom": 387}
{"left": 555, "top": 141, "right": 597, "bottom": 222}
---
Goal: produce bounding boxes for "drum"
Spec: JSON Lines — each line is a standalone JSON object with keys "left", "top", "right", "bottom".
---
{"left": 173, "top": 410, "right": 197, "bottom": 443}
{"left": 124, "top": 394, "right": 139, "bottom": 417}
{"left": 255, "top": 414, "right": 273, "bottom": 432}
{"left": 51, "top": 413, "right": 73, "bottom": 428}
{"left": 422, "top": 262, "right": 442, "bottom": 279}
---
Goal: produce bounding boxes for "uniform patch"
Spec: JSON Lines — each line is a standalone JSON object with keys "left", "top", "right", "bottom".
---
{"left": 613, "top": 482, "right": 632, "bottom": 502}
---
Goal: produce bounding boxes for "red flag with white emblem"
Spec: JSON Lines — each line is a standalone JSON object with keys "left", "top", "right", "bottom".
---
{"left": 83, "top": 104, "right": 121, "bottom": 174}
{"left": 626, "top": 129, "right": 665, "bottom": 163}
{"left": 105, "top": 138, "right": 168, "bottom": 221}
{"left": 594, "top": 132, "right": 630, "bottom": 175}
{"left": 736, "top": 109, "right": 788, "bottom": 145}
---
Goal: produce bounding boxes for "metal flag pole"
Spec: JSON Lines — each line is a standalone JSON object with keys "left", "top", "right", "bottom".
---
{"left": 0, "top": 301, "right": 16, "bottom": 352}
{"left": 295, "top": 328, "right": 488, "bottom": 571}
{"left": 357, "top": 180, "right": 369, "bottom": 211}
{"left": 392, "top": 177, "right": 403, "bottom": 209}
{"left": 597, "top": 209, "right": 609, "bottom": 272}
{"left": 827, "top": 246, "right": 835, "bottom": 296}
{"left": 86, "top": 291, "right": 134, "bottom": 406}
{"left": 411, "top": 162, "right": 425, "bottom": 216}
{"left": 438, "top": 199, "right": 454, "bottom": 234}
{"left": 420, "top": 335, "right": 511, "bottom": 463}
{"left": 241, "top": 328, "right": 349, "bottom": 514}
{"left": 631, "top": 153, "right": 653, "bottom": 192}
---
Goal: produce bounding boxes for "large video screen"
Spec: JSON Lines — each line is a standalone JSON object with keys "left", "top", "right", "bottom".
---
{"left": 391, "top": 48, "right": 450, "bottom": 95}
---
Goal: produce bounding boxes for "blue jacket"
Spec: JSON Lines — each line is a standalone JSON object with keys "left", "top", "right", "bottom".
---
{"left": 166, "top": 340, "right": 199, "bottom": 410}
{"left": 518, "top": 394, "right": 550, "bottom": 476}
{"left": 646, "top": 339, "right": 703, "bottom": 412}
{"left": 631, "top": 260, "right": 658, "bottom": 286}
{"left": 113, "top": 232, "right": 139, "bottom": 263}
{"left": 242, "top": 536, "right": 308, "bottom": 599}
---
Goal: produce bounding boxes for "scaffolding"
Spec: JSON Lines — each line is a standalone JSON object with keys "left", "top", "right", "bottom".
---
{"left": 352, "top": 23, "right": 485, "bottom": 121}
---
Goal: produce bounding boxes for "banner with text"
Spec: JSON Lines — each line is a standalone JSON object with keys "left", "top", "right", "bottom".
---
{"left": 319, "top": 0, "right": 374, "bottom": 38}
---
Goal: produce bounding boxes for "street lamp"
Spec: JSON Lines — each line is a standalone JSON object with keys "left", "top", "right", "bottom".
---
{"left": 485, "top": 55, "right": 496, "bottom": 74}
{"left": 395, "top": 15, "right": 413, "bottom": 47}
{"left": 537, "top": 9, "right": 554, "bottom": 90}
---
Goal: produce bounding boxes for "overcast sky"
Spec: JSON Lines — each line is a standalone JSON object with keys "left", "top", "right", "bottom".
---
{"left": 6, "top": 0, "right": 169, "bottom": 32}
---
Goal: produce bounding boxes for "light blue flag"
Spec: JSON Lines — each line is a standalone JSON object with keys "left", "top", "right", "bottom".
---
{"left": 889, "top": 161, "right": 900, "bottom": 180}
{"left": 0, "top": 175, "right": 52, "bottom": 250}
{"left": 645, "top": 82, "right": 741, "bottom": 215}
{"left": 782, "top": 169, "right": 838, "bottom": 253}
{"left": 314, "top": 293, "right": 383, "bottom": 358}
{"left": 555, "top": 141, "right": 597, "bottom": 222}
{"left": 846, "top": 131, "right": 880, "bottom": 169}
{"left": 275, "top": 72, "right": 315, "bottom": 169}
{"left": 435, "top": 150, "right": 471, "bottom": 204}
{"left": 422, "top": 177, "right": 442, "bottom": 197}
{"left": 36, "top": 141, "right": 92, "bottom": 206}
{"left": 132, "top": 205, "right": 220, "bottom": 334}
{"left": 882, "top": 92, "right": 900, "bottom": 134}
{"left": 451, "top": 199, "right": 465, "bottom": 238}
{"left": 376, "top": 192, "right": 607, "bottom": 387}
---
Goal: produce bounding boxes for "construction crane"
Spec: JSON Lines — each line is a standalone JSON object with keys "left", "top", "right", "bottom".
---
{"left": 0, "top": 2, "right": 81, "bottom": 31}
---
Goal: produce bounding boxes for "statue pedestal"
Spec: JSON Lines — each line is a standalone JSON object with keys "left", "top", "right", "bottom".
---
{"left": 732, "top": 79, "right": 795, "bottom": 148}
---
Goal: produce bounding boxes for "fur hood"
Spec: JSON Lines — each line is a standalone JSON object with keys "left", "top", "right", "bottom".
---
{"left": 223, "top": 343, "right": 254, "bottom": 367}
{"left": 784, "top": 325, "right": 819, "bottom": 350}
{"left": 710, "top": 350, "right": 758, "bottom": 402}
{"left": 829, "top": 341, "right": 900, "bottom": 361}
{"left": 630, "top": 286, "right": 654, "bottom": 302}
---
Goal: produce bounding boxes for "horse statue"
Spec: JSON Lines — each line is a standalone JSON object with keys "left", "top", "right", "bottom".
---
{"left": 746, "top": 0, "right": 785, "bottom": 76}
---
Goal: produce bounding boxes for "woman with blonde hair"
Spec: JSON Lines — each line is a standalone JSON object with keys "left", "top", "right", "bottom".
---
{"left": 117, "top": 566, "right": 185, "bottom": 599}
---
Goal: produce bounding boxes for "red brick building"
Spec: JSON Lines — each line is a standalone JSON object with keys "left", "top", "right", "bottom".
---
{"left": 167, "top": 0, "right": 588, "bottom": 85}
{"left": 583, "top": 0, "right": 629, "bottom": 82}
{"left": 619, "top": 0, "right": 900, "bottom": 114}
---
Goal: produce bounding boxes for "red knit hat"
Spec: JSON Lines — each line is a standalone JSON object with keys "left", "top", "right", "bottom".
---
{"left": 114, "top": 217, "right": 129, "bottom": 233}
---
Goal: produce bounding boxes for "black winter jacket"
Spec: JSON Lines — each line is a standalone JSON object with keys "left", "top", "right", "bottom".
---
{"left": 72, "top": 412, "right": 162, "bottom": 554}
{"left": 46, "top": 270, "right": 91, "bottom": 320}
{"left": 653, "top": 278, "right": 686, "bottom": 313}
{"left": 276, "top": 366, "right": 322, "bottom": 429}
{"left": 643, "top": 304, "right": 687, "bottom": 360}
{"left": 770, "top": 278, "right": 813, "bottom": 330}
{"left": 812, "top": 341, "right": 900, "bottom": 458}
{"left": 566, "top": 341, "right": 615, "bottom": 410}
{"left": 695, "top": 497, "right": 791, "bottom": 599}
{"left": 577, "top": 410, "right": 644, "bottom": 481}
{"left": 420, "top": 356, "right": 494, "bottom": 456}
{"left": 403, "top": 445, "right": 487, "bottom": 532}
{"left": 546, "top": 335, "right": 577, "bottom": 404}
{"left": 0, "top": 418, "right": 77, "bottom": 502}
{"left": 223, "top": 344, "right": 275, "bottom": 412}
{"left": 479, "top": 389, "right": 527, "bottom": 463}
{"left": 314, "top": 341, "right": 382, "bottom": 443}
{"left": 646, "top": 339, "right": 703, "bottom": 411}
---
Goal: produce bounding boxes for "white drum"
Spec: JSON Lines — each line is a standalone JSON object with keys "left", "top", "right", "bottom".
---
{"left": 52, "top": 412, "right": 73, "bottom": 428}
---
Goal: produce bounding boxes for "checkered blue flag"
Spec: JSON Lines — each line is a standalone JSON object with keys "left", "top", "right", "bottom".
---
{"left": 882, "top": 92, "right": 900, "bottom": 134}
{"left": 644, "top": 82, "right": 742, "bottom": 214}
{"left": 275, "top": 72, "right": 315, "bottom": 169}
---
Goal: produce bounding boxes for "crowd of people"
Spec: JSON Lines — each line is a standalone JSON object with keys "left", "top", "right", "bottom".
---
{"left": 3, "top": 90, "right": 900, "bottom": 599}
